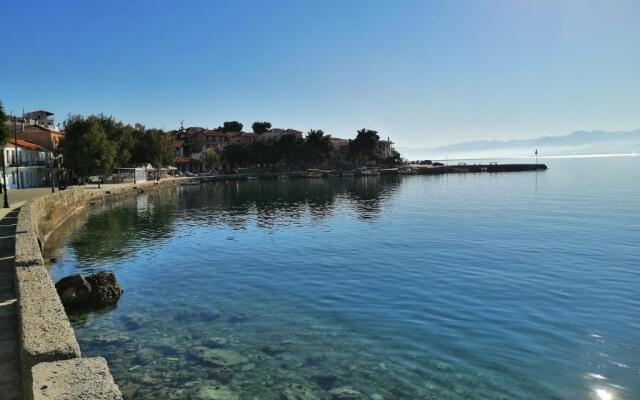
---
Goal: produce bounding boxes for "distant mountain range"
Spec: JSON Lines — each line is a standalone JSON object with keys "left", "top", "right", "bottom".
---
{"left": 398, "top": 129, "right": 640, "bottom": 160}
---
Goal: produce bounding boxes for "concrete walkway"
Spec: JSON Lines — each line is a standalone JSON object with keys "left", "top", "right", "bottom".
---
{"left": 0, "top": 208, "right": 21, "bottom": 400}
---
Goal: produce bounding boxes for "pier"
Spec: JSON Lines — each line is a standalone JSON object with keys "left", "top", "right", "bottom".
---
{"left": 193, "top": 163, "right": 548, "bottom": 182}
{"left": 410, "top": 163, "right": 548, "bottom": 175}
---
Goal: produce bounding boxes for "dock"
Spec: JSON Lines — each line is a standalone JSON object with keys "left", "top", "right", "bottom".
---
{"left": 192, "top": 163, "right": 548, "bottom": 182}
{"left": 409, "top": 163, "right": 548, "bottom": 175}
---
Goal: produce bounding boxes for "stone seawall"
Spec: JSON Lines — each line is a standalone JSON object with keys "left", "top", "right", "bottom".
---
{"left": 14, "top": 179, "right": 191, "bottom": 400}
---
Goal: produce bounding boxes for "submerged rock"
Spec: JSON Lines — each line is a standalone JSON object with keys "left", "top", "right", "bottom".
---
{"left": 261, "top": 344, "right": 287, "bottom": 356}
{"left": 122, "top": 313, "right": 151, "bottom": 330}
{"left": 280, "top": 383, "right": 323, "bottom": 400}
{"left": 312, "top": 374, "right": 338, "bottom": 390}
{"left": 329, "top": 387, "right": 367, "bottom": 400}
{"left": 197, "top": 384, "right": 239, "bottom": 400}
{"left": 55, "top": 271, "right": 123, "bottom": 309}
{"left": 190, "top": 346, "right": 248, "bottom": 367}
{"left": 204, "top": 337, "right": 229, "bottom": 348}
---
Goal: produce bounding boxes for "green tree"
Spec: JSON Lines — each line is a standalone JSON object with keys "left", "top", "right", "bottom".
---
{"left": 221, "top": 142, "right": 248, "bottom": 171}
{"left": 217, "top": 121, "right": 243, "bottom": 133}
{"left": 348, "top": 129, "right": 379, "bottom": 163}
{"left": 90, "top": 114, "right": 136, "bottom": 166}
{"left": 303, "top": 129, "right": 333, "bottom": 167}
{"left": 60, "top": 115, "right": 116, "bottom": 183}
{"left": 251, "top": 121, "right": 272, "bottom": 134}
{"left": 132, "top": 129, "right": 173, "bottom": 168}
{"left": 203, "top": 148, "right": 219, "bottom": 171}
{"left": 0, "top": 103, "right": 9, "bottom": 196}
{"left": 274, "top": 134, "right": 304, "bottom": 169}
{"left": 0, "top": 103, "right": 9, "bottom": 147}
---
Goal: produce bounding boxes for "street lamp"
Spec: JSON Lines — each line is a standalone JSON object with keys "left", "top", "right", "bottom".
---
{"left": 2, "top": 151, "right": 9, "bottom": 208}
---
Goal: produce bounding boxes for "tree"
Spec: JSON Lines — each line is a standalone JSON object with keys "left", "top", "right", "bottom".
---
{"left": 90, "top": 114, "right": 136, "bottom": 166}
{"left": 132, "top": 129, "right": 173, "bottom": 168}
{"left": 274, "top": 134, "right": 304, "bottom": 169}
{"left": 203, "top": 148, "right": 219, "bottom": 171}
{"left": 0, "top": 103, "right": 9, "bottom": 200}
{"left": 303, "top": 129, "right": 333, "bottom": 167}
{"left": 60, "top": 115, "right": 116, "bottom": 183}
{"left": 348, "top": 129, "right": 379, "bottom": 163}
{"left": 217, "top": 121, "right": 243, "bottom": 133}
{"left": 221, "top": 142, "right": 247, "bottom": 171}
{"left": 0, "top": 103, "right": 9, "bottom": 147}
{"left": 251, "top": 121, "right": 272, "bottom": 134}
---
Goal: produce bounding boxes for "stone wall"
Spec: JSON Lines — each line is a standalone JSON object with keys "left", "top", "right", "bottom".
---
{"left": 13, "top": 178, "right": 190, "bottom": 399}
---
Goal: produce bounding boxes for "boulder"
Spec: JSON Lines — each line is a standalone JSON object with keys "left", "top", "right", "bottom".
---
{"left": 55, "top": 274, "right": 92, "bottom": 307}
{"left": 55, "top": 271, "right": 123, "bottom": 309}
{"left": 86, "top": 271, "right": 123, "bottom": 307}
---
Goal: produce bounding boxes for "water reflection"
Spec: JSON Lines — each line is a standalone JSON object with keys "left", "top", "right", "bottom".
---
{"left": 45, "top": 176, "right": 402, "bottom": 265}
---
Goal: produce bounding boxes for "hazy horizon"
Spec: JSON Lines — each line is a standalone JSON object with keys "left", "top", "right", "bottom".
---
{"left": 1, "top": 1, "right": 639, "bottom": 148}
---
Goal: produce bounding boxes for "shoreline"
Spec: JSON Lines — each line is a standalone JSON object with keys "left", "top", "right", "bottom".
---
{"left": 12, "top": 176, "right": 194, "bottom": 400}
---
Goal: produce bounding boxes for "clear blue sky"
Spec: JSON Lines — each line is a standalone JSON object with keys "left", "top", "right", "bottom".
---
{"left": 1, "top": 0, "right": 638, "bottom": 147}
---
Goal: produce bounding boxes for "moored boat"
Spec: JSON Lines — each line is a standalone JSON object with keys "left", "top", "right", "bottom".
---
{"left": 305, "top": 169, "right": 325, "bottom": 178}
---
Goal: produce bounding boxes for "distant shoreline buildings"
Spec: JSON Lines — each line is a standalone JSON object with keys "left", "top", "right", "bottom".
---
{"left": 2, "top": 107, "right": 400, "bottom": 186}
{"left": 169, "top": 125, "right": 395, "bottom": 173}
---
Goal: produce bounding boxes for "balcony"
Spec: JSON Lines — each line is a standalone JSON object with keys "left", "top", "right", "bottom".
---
{"left": 7, "top": 161, "right": 47, "bottom": 167}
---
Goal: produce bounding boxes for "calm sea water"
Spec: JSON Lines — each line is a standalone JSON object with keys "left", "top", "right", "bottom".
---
{"left": 47, "top": 156, "right": 640, "bottom": 400}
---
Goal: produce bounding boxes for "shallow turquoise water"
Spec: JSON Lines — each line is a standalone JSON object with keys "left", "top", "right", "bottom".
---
{"left": 47, "top": 156, "right": 640, "bottom": 400}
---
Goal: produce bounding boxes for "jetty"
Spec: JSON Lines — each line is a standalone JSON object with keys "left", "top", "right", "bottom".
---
{"left": 192, "top": 162, "right": 548, "bottom": 182}
{"left": 409, "top": 162, "right": 547, "bottom": 175}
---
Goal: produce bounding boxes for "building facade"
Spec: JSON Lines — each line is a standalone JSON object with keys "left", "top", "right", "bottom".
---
{"left": 2, "top": 139, "right": 53, "bottom": 189}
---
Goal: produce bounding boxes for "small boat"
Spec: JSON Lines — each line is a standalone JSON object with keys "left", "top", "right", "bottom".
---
{"left": 247, "top": 176, "right": 259, "bottom": 180}
{"left": 305, "top": 169, "right": 324, "bottom": 178}
{"left": 398, "top": 166, "right": 414, "bottom": 175}
{"left": 358, "top": 168, "right": 380, "bottom": 176}
{"left": 278, "top": 175, "right": 289, "bottom": 180}
{"left": 340, "top": 171, "right": 355, "bottom": 177}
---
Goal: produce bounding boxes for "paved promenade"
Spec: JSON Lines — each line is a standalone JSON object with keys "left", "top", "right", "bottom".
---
{"left": 0, "top": 208, "right": 21, "bottom": 399}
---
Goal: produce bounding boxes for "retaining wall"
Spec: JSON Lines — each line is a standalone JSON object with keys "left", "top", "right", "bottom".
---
{"left": 14, "top": 179, "right": 190, "bottom": 399}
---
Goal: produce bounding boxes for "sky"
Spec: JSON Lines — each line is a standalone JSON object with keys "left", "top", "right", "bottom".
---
{"left": 1, "top": 0, "right": 639, "bottom": 147}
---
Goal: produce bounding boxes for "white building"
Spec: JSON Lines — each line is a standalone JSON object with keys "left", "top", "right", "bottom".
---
{"left": 2, "top": 139, "right": 53, "bottom": 189}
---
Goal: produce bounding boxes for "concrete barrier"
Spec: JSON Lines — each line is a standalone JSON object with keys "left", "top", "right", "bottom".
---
{"left": 32, "top": 358, "right": 122, "bottom": 400}
{"left": 13, "top": 181, "right": 190, "bottom": 400}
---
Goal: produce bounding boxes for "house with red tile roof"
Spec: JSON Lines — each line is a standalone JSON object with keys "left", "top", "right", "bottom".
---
{"left": 2, "top": 138, "right": 53, "bottom": 189}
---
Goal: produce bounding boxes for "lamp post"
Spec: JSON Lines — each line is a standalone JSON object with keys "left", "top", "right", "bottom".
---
{"left": 50, "top": 154, "right": 55, "bottom": 193}
{"left": 2, "top": 151, "right": 9, "bottom": 208}
{"left": 14, "top": 112, "right": 20, "bottom": 189}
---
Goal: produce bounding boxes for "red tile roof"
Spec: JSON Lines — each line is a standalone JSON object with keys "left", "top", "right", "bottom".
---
{"left": 174, "top": 156, "right": 190, "bottom": 164}
{"left": 6, "top": 139, "right": 44, "bottom": 151}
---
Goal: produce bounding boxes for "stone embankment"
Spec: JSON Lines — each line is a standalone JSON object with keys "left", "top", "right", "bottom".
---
{"left": 13, "top": 178, "right": 192, "bottom": 400}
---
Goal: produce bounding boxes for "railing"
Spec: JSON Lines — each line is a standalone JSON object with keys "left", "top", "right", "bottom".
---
{"left": 7, "top": 161, "right": 48, "bottom": 167}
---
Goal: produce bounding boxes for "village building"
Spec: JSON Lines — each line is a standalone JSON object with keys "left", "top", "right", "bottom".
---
{"left": 2, "top": 138, "right": 53, "bottom": 189}
{"left": 6, "top": 110, "right": 63, "bottom": 150}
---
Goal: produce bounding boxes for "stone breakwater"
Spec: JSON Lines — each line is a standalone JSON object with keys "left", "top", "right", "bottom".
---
{"left": 13, "top": 178, "right": 192, "bottom": 400}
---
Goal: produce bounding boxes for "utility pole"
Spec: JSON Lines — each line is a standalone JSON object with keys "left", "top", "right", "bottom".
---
{"left": 535, "top": 149, "right": 538, "bottom": 165}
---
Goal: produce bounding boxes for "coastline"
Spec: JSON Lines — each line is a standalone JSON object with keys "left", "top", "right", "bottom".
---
{"left": 12, "top": 177, "right": 195, "bottom": 400}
